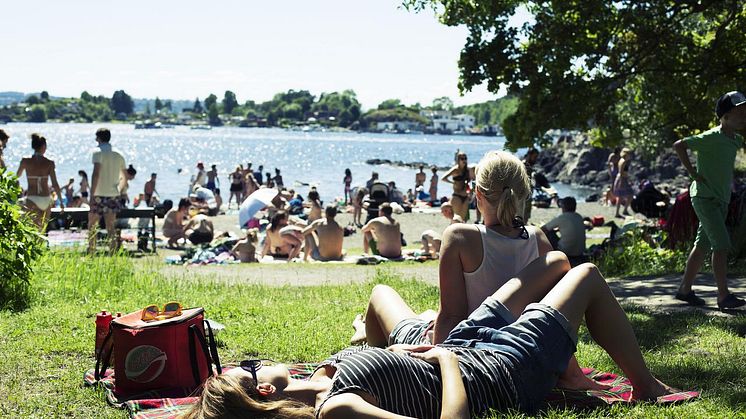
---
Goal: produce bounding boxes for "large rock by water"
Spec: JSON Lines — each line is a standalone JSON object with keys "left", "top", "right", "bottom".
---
{"left": 536, "top": 134, "right": 691, "bottom": 194}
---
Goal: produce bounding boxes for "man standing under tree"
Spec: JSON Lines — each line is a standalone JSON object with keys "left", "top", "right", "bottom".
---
{"left": 674, "top": 91, "right": 746, "bottom": 310}
{"left": 88, "top": 128, "right": 126, "bottom": 254}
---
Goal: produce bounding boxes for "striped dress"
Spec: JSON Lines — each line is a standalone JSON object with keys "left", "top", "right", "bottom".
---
{"left": 316, "top": 346, "right": 518, "bottom": 419}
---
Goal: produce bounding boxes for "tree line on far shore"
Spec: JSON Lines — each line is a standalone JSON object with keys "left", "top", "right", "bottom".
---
{"left": 0, "top": 89, "right": 518, "bottom": 134}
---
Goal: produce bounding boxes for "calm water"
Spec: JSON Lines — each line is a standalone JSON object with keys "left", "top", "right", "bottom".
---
{"left": 3, "top": 122, "right": 589, "bottom": 203}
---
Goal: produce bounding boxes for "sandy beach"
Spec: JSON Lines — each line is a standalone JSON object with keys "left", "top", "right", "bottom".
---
{"left": 155, "top": 200, "right": 627, "bottom": 253}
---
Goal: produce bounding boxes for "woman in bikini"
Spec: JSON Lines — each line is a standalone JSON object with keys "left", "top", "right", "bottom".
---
{"left": 343, "top": 168, "right": 352, "bottom": 204}
{"left": 614, "top": 148, "right": 634, "bottom": 218}
{"left": 0, "top": 129, "right": 9, "bottom": 169}
{"left": 306, "top": 189, "right": 322, "bottom": 222}
{"left": 261, "top": 210, "right": 304, "bottom": 261}
{"left": 184, "top": 262, "right": 692, "bottom": 419}
{"left": 442, "top": 151, "right": 474, "bottom": 221}
{"left": 228, "top": 166, "right": 244, "bottom": 208}
{"left": 78, "top": 170, "right": 90, "bottom": 204}
{"left": 16, "top": 133, "right": 64, "bottom": 229}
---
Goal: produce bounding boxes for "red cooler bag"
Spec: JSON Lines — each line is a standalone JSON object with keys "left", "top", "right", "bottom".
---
{"left": 95, "top": 307, "right": 221, "bottom": 397}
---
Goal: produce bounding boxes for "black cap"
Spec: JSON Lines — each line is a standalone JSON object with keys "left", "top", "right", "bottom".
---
{"left": 715, "top": 91, "right": 746, "bottom": 118}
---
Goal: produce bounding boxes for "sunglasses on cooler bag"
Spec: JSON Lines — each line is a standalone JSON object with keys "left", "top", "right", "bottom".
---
{"left": 141, "top": 301, "right": 183, "bottom": 322}
{"left": 94, "top": 303, "right": 222, "bottom": 397}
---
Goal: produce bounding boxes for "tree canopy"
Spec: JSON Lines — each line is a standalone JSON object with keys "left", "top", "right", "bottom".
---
{"left": 110, "top": 90, "right": 134, "bottom": 115}
{"left": 405, "top": 0, "right": 746, "bottom": 153}
{"left": 222, "top": 90, "right": 239, "bottom": 115}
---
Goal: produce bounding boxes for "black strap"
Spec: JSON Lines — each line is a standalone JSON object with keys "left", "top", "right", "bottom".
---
{"left": 188, "top": 325, "right": 203, "bottom": 386}
{"left": 203, "top": 320, "right": 222, "bottom": 374}
{"left": 189, "top": 324, "right": 215, "bottom": 386}
{"left": 94, "top": 329, "right": 113, "bottom": 381}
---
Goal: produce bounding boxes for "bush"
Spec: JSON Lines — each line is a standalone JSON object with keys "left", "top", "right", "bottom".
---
{"left": 595, "top": 230, "right": 689, "bottom": 277}
{"left": 0, "top": 169, "right": 44, "bottom": 311}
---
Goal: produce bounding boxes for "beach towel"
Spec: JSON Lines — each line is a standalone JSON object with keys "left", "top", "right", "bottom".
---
{"left": 85, "top": 365, "right": 697, "bottom": 418}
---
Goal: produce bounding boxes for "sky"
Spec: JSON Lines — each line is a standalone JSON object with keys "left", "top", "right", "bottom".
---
{"left": 2, "top": 0, "right": 527, "bottom": 109}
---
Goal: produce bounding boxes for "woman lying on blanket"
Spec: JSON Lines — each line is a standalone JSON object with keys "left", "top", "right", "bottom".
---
{"left": 184, "top": 263, "right": 692, "bottom": 419}
{"left": 351, "top": 150, "right": 597, "bottom": 391}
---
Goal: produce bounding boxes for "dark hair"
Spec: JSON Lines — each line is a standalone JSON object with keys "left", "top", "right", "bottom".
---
{"left": 30, "top": 133, "right": 46, "bottom": 151}
{"left": 269, "top": 210, "right": 287, "bottom": 231}
{"left": 380, "top": 202, "right": 393, "bottom": 216}
{"left": 561, "top": 196, "right": 577, "bottom": 212}
{"left": 96, "top": 128, "right": 111, "bottom": 143}
{"left": 325, "top": 204, "right": 337, "bottom": 218}
{"left": 178, "top": 198, "right": 191, "bottom": 211}
{"left": 78, "top": 170, "right": 88, "bottom": 179}
{"left": 527, "top": 148, "right": 539, "bottom": 156}
{"left": 151, "top": 172, "right": 157, "bottom": 177}
{"left": 126, "top": 164, "right": 137, "bottom": 177}
{"left": 308, "top": 190, "right": 320, "bottom": 201}
{"left": 211, "top": 164, "right": 216, "bottom": 169}
{"left": 345, "top": 168, "right": 351, "bottom": 176}
{"left": 0, "top": 129, "right": 8, "bottom": 142}
{"left": 275, "top": 168, "right": 280, "bottom": 174}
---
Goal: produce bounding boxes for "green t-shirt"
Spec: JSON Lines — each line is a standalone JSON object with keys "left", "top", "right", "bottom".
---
{"left": 683, "top": 126, "right": 743, "bottom": 203}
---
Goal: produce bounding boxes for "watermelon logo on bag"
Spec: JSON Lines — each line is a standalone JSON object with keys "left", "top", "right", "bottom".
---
{"left": 125, "top": 345, "right": 168, "bottom": 383}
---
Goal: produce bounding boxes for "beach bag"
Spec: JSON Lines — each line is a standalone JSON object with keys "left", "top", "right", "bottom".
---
{"left": 591, "top": 216, "right": 605, "bottom": 227}
{"left": 94, "top": 307, "right": 221, "bottom": 397}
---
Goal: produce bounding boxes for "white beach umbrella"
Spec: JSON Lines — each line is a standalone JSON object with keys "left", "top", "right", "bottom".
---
{"left": 238, "top": 188, "right": 278, "bottom": 227}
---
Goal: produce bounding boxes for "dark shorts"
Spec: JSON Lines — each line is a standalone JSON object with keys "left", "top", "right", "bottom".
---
{"left": 230, "top": 183, "right": 242, "bottom": 192}
{"left": 389, "top": 318, "right": 433, "bottom": 345}
{"left": 188, "top": 231, "right": 213, "bottom": 245}
{"left": 91, "top": 196, "right": 123, "bottom": 216}
{"left": 443, "top": 297, "right": 577, "bottom": 414}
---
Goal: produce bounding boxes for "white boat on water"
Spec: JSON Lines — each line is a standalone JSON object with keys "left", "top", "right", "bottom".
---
{"left": 190, "top": 125, "right": 212, "bottom": 130}
{"left": 134, "top": 120, "right": 162, "bottom": 129}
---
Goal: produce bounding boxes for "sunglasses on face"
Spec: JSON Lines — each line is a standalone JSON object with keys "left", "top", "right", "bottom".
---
{"left": 141, "top": 301, "right": 183, "bottom": 322}
{"left": 239, "top": 359, "right": 276, "bottom": 385}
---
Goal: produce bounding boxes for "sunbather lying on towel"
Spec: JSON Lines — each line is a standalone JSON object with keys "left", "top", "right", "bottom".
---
{"left": 184, "top": 263, "right": 695, "bottom": 419}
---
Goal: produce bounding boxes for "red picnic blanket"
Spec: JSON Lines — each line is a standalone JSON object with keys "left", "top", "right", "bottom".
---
{"left": 84, "top": 365, "right": 697, "bottom": 418}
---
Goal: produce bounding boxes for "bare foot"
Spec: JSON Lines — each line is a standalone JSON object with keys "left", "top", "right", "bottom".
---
{"left": 631, "top": 378, "right": 678, "bottom": 401}
{"left": 350, "top": 314, "right": 366, "bottom": 345}
{"left": 556, "top": 369, "right": 612, "bottom": 391}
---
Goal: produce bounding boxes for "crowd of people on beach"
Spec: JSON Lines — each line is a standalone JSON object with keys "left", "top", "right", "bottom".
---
{"left": 8, "top": 90, "right": 746, "bottom": 417}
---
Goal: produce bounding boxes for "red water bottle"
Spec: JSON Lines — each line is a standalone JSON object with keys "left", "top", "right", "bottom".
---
{"left": 95, "top": 310, "right": 112, "bottom": 358}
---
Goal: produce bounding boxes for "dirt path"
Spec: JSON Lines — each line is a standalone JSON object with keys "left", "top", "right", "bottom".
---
{"left": 150, "top": 255, "right": 745, "bottom": 316}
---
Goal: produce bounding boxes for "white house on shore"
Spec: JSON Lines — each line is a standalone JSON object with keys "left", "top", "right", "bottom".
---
{"left": 419, "top": 110, "right": 475, "bottom": 133}
{"left": 376, "top": 121, "right": 422, "bottom": 132}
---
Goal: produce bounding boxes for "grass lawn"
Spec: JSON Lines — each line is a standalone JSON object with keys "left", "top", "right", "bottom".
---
{"left": 0, "top": 251, "right": 744, "bottom": 418}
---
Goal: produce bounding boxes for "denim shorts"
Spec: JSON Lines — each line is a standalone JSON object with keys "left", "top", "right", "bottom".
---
{"left": 389, "top": 318, "right": 433, "bottom": 345}
{"left": 443, "top": 297, "right": 577, "bottom": 414}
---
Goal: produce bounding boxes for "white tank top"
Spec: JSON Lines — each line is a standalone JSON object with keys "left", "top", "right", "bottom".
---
{"left": 463, "top": 224, "right": 539, "bottom": 313}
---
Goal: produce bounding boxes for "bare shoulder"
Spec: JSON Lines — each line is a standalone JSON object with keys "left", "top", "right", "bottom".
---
{"left": 442, "top": 222, "right": 479, "bottom": 243}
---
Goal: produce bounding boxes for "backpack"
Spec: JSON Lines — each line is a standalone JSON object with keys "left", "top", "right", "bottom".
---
{"left": 94, "top": 307, "right": 221, "bottom": 398}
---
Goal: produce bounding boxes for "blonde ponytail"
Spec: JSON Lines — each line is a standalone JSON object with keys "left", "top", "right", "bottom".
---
{"left": 475, "top": 151, "right": 530, "bottom": 227}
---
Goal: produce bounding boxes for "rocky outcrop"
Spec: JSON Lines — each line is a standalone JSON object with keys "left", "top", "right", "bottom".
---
{"left": 365, "top": 159, "right": 451, "bottom": 171}
{"left": 536, "top": 134, "right": 691, "bottom": 194}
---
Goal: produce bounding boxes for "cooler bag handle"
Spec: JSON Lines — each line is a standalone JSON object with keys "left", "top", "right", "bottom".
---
{"left": 203, "top": 320, "right": 222, "bottom": 374}
{"left": 188, "top": 324, "right": 216, "bottom": 386}
{"left": 94, "top": 328, "right": 113, "bottom": 381}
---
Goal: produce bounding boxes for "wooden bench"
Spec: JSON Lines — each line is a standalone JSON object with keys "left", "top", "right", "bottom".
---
{"left": 50, "top": 207, "right": 157, "bottom": 252}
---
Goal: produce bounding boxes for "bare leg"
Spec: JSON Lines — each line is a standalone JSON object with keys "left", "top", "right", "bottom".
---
{"left": 678, "top": 245, "right": 706, "bottom": 295}
{"left": 363, "top": 231, "right": 372, "bottom": 253}
{"left": 88, "top": 212, "right": 100, "bottom": 253}
{"left": 541, "top": 263, "right": 675, "bottom": 400}
{"left": 350, "top": 284, "right": 417, "bottom": 347}
{"left": 103, "top": 212, "right": 118, "bottom": 253}
{"left": 490, "top": 252, "right": 604, "bottom": 390}
{"left": 711, "top": 250, "right": 731, "bottom": 302}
